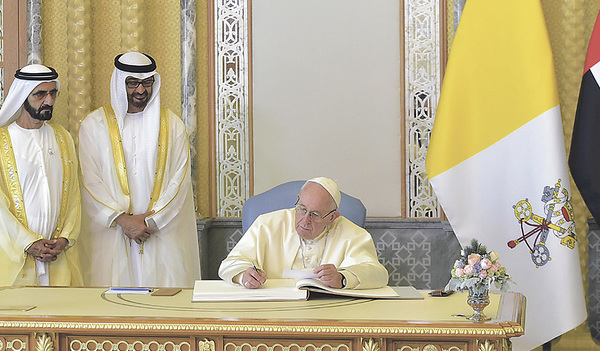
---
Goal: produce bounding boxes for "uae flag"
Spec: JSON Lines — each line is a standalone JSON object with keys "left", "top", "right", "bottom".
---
{"left": 569, "top": 10, "right": 600, "bottom": 226}
{"left": 426, "top": 1, "right": 586, "bottom": 350}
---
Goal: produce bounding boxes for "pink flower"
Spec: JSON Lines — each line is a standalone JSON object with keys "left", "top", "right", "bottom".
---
{"left": 479, "top": 270, "right": 488, "bottom": 279}
{"left": 468, "top": 254, "right": 481, "bottom": 266}
{"left": 463, "top": 265, "right": 474, "bottom": 275}
{"left": 489, "top": 251, "right": 500, "bottom": 262}
{"left": 489, "top": 262, "right": 502, "bottom": 273}
{"left": 455, "top": 268, "right": 464, "bottom": 277}
{"left": 481, "top": 258, "right": 492, "bottom": 270}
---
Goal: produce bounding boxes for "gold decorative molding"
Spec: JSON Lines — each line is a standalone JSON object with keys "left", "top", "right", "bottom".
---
{"left": 69, "top": 338, "right": 191, "bottom": 351}
{"left": 476, "top": 340, "right": 496, "bottom": 351}
{"left": 198, "top": 339, "right": 215, "bottom": 351}
{"left": 399, "top": 344, "right": 465, "bottom": 351}
{"left": 0, "top": 336, "right": 27, "bottom": 351}
{"left": 442, "top": 346, "right": 465, "bottom": 351}
{"left": 362, "top": 338, "right": 381, "bottom": 351}
{"left": 223, "top": 342, "right": 349, "bottom": 351}
{"left": 0, "top": 321, "right": 523, "bottom": 338}
{"left": 34, "top": 333, "right": 54, "bottom": 351}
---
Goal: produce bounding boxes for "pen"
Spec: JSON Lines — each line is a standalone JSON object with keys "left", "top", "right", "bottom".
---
{"left": 107, "top": 287, "right": 152, "bottom": 294}
{"left": 252, "top": 263, "right": 264, "bottom": 288}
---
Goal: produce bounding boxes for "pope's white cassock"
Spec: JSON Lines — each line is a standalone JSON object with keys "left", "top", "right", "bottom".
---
{"left": 0, "top": 64, "right": 82, "bottom": 286}
{"left": 79, "top": 53, "right": 200, "bottom": 288}
{"left": 219, "top": 208, "right": 388, "bottom": 289}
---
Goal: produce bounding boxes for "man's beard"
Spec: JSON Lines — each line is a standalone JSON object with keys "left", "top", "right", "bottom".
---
{"left": 24, "top": 99, "right": 53, "bottom": 121}
{"left": 127, "top": 91, "right": 150, "bottom": 110}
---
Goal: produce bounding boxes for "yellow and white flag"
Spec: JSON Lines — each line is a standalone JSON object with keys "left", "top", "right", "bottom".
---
{"left": 426, "top": 1, "right": 586, "bottom": 349}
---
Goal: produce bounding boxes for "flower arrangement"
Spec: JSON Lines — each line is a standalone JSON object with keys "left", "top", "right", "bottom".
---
{"left": 445, "top": 239, "right": 512, "bottom": 294}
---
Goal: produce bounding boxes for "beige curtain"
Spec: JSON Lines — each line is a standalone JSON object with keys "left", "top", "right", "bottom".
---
{"left": 39, "top": 0, "right": 211, "bottom": 217}
{"left": 542, "top": 2, "right": 600, "bottom": 347}
{"left": 41, "top": 0, "right": 180, "bottom": 135}
{"left": 543, "top": 0, "right": 600, "bottom": 262}
{"left": 529, "top": 1, "right": 598, "bottom": 348}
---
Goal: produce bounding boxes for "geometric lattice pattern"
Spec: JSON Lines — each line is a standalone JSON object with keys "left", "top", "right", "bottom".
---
{"left": 587, "top": 222, "right": 600, "bottom": 345}
{"left": 210, "top": 219, "right": 461, "bottom": 290}
{"left": 214, "top": 0, "right": 250, "bottom": 217}
{"left": 376, "top": 230, "right": 432, "bottom": 287}
{"left": 404, "top": 0, "right": 442, "bottom": 218}
{"left": 226, "top": 229, "right": 244, "bottom": 253}
{"left": 370, "top": 224, "right": 461, "bottom": 289}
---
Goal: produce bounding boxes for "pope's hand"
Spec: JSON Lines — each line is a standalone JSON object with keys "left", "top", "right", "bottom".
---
{"left": 241, "top": 266, "right": 267, "bottom": 289}
{"left": 314, "top": 264, "right": 343, "bottom": 288}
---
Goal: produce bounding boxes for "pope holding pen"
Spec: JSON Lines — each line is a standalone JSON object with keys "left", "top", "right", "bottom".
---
{"left": 248, "top": 263, "right": 265, "bottom": 289}
{"left": 218, "top": 177, "right": 388, "bottom": 290}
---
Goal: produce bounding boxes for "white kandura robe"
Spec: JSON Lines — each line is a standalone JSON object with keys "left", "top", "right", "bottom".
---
{"left": 11, "top": 122, "right": 61, "bottom": 285}
{"left": 79, "top": 107, "right": 200, "bottom": 288}
{"left": 218, "top": 209, "right": 389, "bottom": 289}
{"left": 0, "top": 122, "right": 82, "bottom": 286}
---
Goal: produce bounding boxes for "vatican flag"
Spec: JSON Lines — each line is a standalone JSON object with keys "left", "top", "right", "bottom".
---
{"left": 426, "top": 1, "right": 586, "bottom": 350}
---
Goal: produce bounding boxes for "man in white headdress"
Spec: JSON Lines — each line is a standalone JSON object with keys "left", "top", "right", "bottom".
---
{"left": 79, "top": 52, "right": 200, "bottom": 288}
{"left": 219, "top": 177, "right": 388, "bottom": 289}
{"left": 0, "top": 64, "right": 82, "bottom": 286}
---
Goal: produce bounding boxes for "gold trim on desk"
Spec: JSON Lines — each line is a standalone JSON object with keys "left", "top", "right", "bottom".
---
{"left": 34, "top": 333, "right": 55, "bottom": 351}
{"left": 0, "top": 287, "right": 525, "bottom": 351}
{"left": 0, "top": 321, "right": 523, "bottom": 338}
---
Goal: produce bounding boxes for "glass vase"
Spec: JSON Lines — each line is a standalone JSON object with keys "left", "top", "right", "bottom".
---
{"left": 466, "top": 286, "right": 491, "bottom": 322}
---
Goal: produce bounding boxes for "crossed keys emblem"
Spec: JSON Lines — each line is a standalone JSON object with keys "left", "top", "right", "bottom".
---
{"left": 509, "top": 179, "right": 576, "bottom": 267}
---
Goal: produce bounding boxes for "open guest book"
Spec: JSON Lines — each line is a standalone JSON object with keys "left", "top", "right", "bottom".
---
{"left": 192, "top": 278, "right": 424, "bottom": 302}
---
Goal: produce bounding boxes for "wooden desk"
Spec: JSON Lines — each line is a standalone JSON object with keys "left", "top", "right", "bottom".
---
{"left": 0, "top": 287, "right": 524, "bottom": 351}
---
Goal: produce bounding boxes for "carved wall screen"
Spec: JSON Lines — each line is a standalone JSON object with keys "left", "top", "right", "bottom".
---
{"left": 213, "top": 0, "right": 446, "bottom": 218}
{"left": 214, "top": 0, "right": 250, "bottom": 217}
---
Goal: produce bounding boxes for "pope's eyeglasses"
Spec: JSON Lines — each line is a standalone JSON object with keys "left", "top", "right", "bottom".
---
{"left": 30, "top": 89, "right": 59, "bottom": 101}
{"left": 125, "top": 77, "right": 155, "bottom": 89}
{"left": 294, "top": 200, "right": 337, "bottom": 222}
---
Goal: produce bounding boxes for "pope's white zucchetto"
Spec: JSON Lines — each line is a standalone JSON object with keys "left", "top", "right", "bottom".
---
{"left": 307, "top": 177, "right": 341, "bottom": 208}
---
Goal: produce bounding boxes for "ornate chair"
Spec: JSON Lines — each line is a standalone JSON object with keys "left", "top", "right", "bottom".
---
{"left": 241, "top": 180, "right": 367, "bottom": 233}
